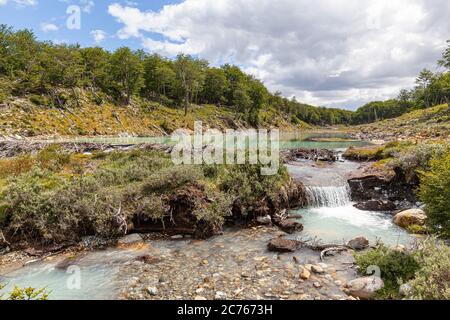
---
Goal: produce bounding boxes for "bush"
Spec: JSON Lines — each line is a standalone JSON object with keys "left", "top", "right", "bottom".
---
{"left": 354, "top": 245, "right": 420, "bottom": 299}
{"left": 3, "top": 169, "right": 124, "bottom": 243}
{"left": 29, "top": 94, "right": 49, "bottom": 106}
{"left": 142, "top": 165, "right": 204, "bottom": 194}
{"left": 407, "top": 238, "right": 450, "bottom": 300}
{"left": 218, "top": 162, "right": 289, "bottom": 216}
{"left": 0, "top": 155, "right": 34, "bottom": 179}
{"left": 419, "top": 152, "right": 450, "bottom": 237}
{"left": 0, "top": 284, "right": 50, "bottom": 300}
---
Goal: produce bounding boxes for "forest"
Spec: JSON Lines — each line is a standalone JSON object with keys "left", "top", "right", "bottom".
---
{"left": 0, "top": 24, "right": 449, "bottom": 127}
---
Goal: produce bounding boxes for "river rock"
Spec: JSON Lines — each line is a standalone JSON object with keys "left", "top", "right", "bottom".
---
{"left": 256, "top": 215, "right": 272, "bottom": 225}
{"left": 147, "top": 287, "right": 158, "bottom": 296}
{"left": 118, "top": 234, "right": 144, "bottom": 246}
{"left": 299, "top": 266, "right": 311, "bottom": 280}
{"left": 276, "top": 220, "right": 304, "bottom": 234}
{"left": 344, "top": 277, "right": 384, "bottom": 299}
{"left": 347, "top": 236, "right": 369, "bottom": 251}
{"left": 354, "top": 200, "right": 396, "bottom": 211}
{"left": 399, "top": 282, "right": 413, "bottom": 297}
{"left": 393, "top": 209, "right": 427, "bottom": 228}
{"left": 214, "top": 291, "right": 227, "bottom": 300}
{"left": 311, "top": 265, "right": 325, "bottom": 274}
{"left": 268, "top": 237, "right": 300, "bottom": 252}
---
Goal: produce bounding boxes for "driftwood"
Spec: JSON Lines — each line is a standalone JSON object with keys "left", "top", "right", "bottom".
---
{"left": 0, "top": 230, "right": 10, "bottom": 247}
{"left": 320, "top": 247, "right": 351, "bottom": 261}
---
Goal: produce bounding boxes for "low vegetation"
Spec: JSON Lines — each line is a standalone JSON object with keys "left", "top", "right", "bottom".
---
{"left": 0, "top": 284, "right": 50, "bottom": 300}
{"left": 0, "top": 146, "right": 294, "bottom": 245}
{"left": 355, "top": 237, "right": 450, "bottom": 300}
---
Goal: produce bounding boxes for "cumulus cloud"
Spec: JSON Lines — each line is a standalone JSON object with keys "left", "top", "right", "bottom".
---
{"left": 108, "top": 0, "right": 450, "bottom": 109}
{"left": 90, "top": 29, "right": 107, "bottom": 43}
{"left": 40, "top": 23, "right": 59, "bottom": 33}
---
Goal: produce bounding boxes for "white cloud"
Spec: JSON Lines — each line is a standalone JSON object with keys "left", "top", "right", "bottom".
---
{"left": 108, "top": 0, "right": 450, "bottom": 109}
{"left": 0, "top": 0, "right": 38, "bottom": 6}
{"left": 40, "top": 23, "right": 59, "bottom": 32}
{"left": 90, "top": 29, "right": 107, "bottom": 43}
{"left": 80, "top": 0, "right": 94, "bottom": 13}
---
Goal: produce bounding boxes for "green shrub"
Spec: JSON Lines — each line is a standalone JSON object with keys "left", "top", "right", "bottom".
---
{"left": 29, "top": 94, "right": 49, "bottom": 106}
{"left": 419, "top": 152, "right": 450, "bottom": 237}
{"left": 36, "top": 145, "right": 71, "bottom": 172}
{"left": 218, "top": 162, "right": 289, "bottom": 216}
{"left": 407, "top": 238, "right": 450, "bottom": 300}
{"left": 0, "top": 284, "right": 50, "bottom": 300}
{"left": 192, "top": 188, "right": 233, "bottom": 226}
{"left": 142, "top": 165, "right": 204, "bottom": 194}
{"left": 354, "top": 245, "right": 420, "bottom": 299}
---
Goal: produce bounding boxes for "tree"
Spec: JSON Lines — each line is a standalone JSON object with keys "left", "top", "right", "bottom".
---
{"left": 0, "top": 24, "right": 12, "bottom": 76}
{"left": 416, "top": 69, "right": 434, "bottom": 108}
{"left": 5, "top": 29, "right": 42, "bottom": 94}
{"left": 109, "top": 47, "right": 143, "bottom": 104}
{"left": 419, "top": 153, "right": 450, "bottom": 237}
{"left": 80, "top": 47, "right": 110, "bottom": 91}
{"left": 174, "top": 54, "right": 207, "bottom": 115}
{"left": 202, "top": 68, "right": 228, "bottom": 104}
{"left": 438, "top": 40, "right": 450, "bottom": 70}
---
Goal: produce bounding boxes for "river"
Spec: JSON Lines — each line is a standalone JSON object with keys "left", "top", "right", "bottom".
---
{"left": 0, "top": 132, "right": 413, "bottom": 300}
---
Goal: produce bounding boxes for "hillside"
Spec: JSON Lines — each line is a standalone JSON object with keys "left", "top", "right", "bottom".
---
{"left": 349, "top": 104, "right": 450, "bottom": 141}
{"left": 0, "top": 92, "right": 310, "bottom": 139}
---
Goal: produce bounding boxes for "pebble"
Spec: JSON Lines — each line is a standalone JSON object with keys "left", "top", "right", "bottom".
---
{"left": 214, "top": 291, "right": 228, "bottom": 300}
{"left": 299, "top": 267, "right": 311, "bottom": 280}
{"left": 311, "top": 265, "right": 325, "bottom": 274}
{"left": 313, "top": 282, "right": 322, "bottom": 288}
{"left": 147, "top": 287, "right": 158, "bottom": 296}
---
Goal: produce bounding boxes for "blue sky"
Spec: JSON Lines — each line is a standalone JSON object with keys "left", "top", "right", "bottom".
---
{"left": 0, "top": 0, "right": 181, "bottom": 51}
{"left": 0, "top": 0, "right": 449, "bottom": 109}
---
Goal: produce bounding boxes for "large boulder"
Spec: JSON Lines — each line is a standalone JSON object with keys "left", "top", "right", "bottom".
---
{"left": 354, "top": 200, "right": 396, "bottom": 212}
{"left": 344, "top": 276, "right": 384, "bottom": 299}
{"left": 347, "top": 236, "right": 369, "bottom": 251}
{"left": 393, "top": 209, "right": 427, "bottom": 228}
{"left": 268, "top": 237, "right": 300, "bottom": 253}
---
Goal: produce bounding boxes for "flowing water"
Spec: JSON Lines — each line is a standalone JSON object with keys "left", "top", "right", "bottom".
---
{"left": 287, "top": 157, "right": 413, "bottom": 247}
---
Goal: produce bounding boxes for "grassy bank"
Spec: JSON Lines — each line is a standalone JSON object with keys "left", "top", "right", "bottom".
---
{"left": 0, "top": 145, "right": 300, "bottom": 246}
{"left": 0, "top": 92, "right": 310, "bottom": 139}
{"left": 349, "top": 104, "right": 450, "bottom": 141}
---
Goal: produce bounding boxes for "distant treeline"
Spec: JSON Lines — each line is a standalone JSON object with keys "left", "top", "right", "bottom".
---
{"left": 0, "top": 24, "right": 449, "bottom": 126}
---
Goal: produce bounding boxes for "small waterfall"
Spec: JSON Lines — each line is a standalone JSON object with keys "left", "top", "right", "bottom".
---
{"left": 305, "top": 184, "right": 352, "bottom": 208}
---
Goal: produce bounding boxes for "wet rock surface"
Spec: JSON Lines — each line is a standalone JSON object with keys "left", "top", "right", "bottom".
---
{"left": 119, "top": 227, "right": 358, "bottom": 300}
{"left": 347, "top": 237, "right": 369, "bottom": 251}
{"left": 282, "top": 148, "right": 338, "bottom": 163}
{"left": 347, "top": 163, "right": 417, "bottom": 210}
{"left": 275, "top": 220, "right": 304, "bottom": 234}
{"left": 268, "top": 237, "right": 300, "bottom": 252}
{"left": 354, "top": 200, "right": 396, "bottom": 212}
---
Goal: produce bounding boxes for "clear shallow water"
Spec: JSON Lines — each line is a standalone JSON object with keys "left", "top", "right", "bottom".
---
{"left": 290, "top": 205, "right": 413, "bottom": 246}
{"left": 0, "top": 248, "right": 148, "bottom": 300}
{"left": 39, "top": 131, "right": 371, "bottom": 151}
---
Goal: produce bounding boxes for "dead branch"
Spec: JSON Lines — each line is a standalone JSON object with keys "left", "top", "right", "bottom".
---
{"left": 320, "top": 246, "right": 351, "bottom": 261}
